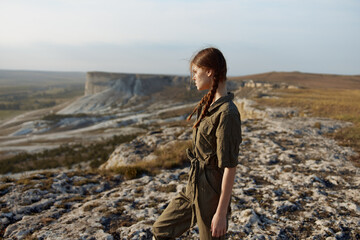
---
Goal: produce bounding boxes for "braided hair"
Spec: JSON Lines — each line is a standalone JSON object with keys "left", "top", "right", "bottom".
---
{"left": 187, "top": 47, "right": 227, "bottom": 128}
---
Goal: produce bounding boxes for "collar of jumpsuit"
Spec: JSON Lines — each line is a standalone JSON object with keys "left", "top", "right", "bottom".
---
{"left": 207, "top": 92, "right": 234, "bottom": 114}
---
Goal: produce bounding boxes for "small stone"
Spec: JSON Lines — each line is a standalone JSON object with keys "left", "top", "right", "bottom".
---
{"left": 0, "top": 217, "right": 9, "bottom": 227}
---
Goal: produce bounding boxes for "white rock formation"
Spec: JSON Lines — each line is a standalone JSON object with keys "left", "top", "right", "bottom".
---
{"left": 58, "top": 72, "right": 189, "bottom": 115}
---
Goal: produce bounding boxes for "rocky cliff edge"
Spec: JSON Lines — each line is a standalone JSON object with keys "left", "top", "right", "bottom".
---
{"left": 58, "top": 72, "right": 189, "bottom": 115}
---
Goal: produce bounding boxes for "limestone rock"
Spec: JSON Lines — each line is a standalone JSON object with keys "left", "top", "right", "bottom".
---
{"left": 59, "top": 72, "right": 189, "bottom": 114}
{"left": 1, "top": 101, "right": 359, "bottom": 239}
{"left": 100, "top": 127, "right": 191, "bottom": 170}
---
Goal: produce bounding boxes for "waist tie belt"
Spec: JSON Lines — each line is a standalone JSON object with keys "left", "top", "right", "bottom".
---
{"left": 186, "top": 148, "right": 217, "bottom": 227}
{"left": 186, "top": 148, "right": 202, "bottom": 227}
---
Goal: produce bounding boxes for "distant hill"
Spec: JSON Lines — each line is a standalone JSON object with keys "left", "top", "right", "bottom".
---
{"left": 0, "top": 70, "right": 86, "bottom": 86}
{"left": 3, "top": 69, "right": 360, "bottom": 89}
{"left": 229, "top": 71, "right": 360, "bottom": 89}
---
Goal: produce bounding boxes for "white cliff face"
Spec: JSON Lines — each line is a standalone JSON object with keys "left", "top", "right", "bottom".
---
{"left": 59, "top": 72, "right": 189, "bottom": 115}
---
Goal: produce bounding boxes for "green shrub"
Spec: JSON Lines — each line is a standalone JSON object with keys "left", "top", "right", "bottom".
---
{"left": 113, "top": 166, "right": 148, "bottom": 180}
{"left": 0, "top": 134, "right": 139, "bottom": 174}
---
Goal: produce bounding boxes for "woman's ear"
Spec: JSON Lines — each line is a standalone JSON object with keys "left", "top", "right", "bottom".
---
{"left": 206, "top": 69, "right": 213, "bottom": 77}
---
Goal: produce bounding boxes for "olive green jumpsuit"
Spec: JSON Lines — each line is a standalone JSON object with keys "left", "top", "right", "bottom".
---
{"left": 152, "top": 93, "right": 242, "bottom": 240}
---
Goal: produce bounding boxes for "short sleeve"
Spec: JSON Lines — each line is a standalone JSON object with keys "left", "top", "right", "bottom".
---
{"left": 216, "top": 111, "right": 242, "bottom": 168}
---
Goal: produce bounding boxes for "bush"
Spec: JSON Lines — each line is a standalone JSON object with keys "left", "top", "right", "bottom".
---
{"left": 156, "top": 184, "right": 177, "bottom": 193}
{"left": 113, "top": 166, "right": 148, "bottom": 180}
{"left": 109, "top": 140, "right": 192, "bottom": 180}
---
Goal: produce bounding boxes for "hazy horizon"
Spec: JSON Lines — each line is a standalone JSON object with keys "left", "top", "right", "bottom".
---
{"left": 1, "top": 68, "right": 359, "bottom": 78}
{"left": 1, "top": 0, "right": 359, "bottom": 76}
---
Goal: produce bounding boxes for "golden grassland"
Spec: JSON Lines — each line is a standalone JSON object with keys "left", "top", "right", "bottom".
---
{"left": 0, "top": 110, "right": 27, "bottom": 121}
{"left": 229, "top": 71, "right": 360, "bottom": 89}
{"left": 254, "top": 88, "right": 360, "bottom": 167}
{"left": 0, "top": 84, "right": 83, "bottom": 120}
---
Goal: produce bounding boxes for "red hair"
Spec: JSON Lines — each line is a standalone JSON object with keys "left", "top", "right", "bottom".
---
{"left": 187, "top": 47, "right": 227, "bottom": 128}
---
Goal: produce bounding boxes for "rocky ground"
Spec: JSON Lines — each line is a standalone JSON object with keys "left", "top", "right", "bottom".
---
{"left": 1, "top": 106, "right": 359, "bottom": 239}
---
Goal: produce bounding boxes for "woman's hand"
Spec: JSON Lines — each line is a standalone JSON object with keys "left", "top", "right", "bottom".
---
{"left": 211, "top": 167, "right": 236, "bottom": 237}
{"left": 211, "top": 211, "right": 227, "bottom": 237}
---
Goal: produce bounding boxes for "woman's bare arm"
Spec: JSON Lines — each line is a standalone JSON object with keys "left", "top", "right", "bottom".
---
{"left": 211, "top": 167, "right": 236, "bottom": 237}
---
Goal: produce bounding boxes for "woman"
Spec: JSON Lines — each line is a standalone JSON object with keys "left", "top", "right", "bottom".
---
{"left": 152, "top": 47, "right": 242, "bottom": 239}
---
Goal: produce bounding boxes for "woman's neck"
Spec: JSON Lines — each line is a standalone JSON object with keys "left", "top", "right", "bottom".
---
{"left": 212, "top": 81, "right": 227, "bottom": 103}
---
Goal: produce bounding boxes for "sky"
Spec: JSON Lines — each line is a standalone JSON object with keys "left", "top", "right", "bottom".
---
{"left": 0, "top": 0, "right": 359, "bottom": 76}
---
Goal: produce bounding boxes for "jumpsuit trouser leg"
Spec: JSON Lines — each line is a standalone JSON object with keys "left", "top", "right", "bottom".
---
{"left": 152, "top": 188, "right": 192, "bottom": 239}
{"left": 153, "top": 149, "right": 226, "bottom": 239}
{"left": 152, "top": 189, "right": 226, "bottom": 240}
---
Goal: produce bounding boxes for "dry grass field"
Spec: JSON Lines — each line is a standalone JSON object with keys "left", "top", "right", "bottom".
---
{"left": 112, "top": 140, "right": 192, "bottom": 179}
{"left": 0, "top": 70, "right": 85, "bottom": 121}
{"left": 229, "top": 71, "right": 360, "bottom": 89}
{"left": 246, "top": 72, "right": 360, "bottom": 167}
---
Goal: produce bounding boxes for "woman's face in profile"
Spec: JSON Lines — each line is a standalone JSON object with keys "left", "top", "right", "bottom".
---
{"left": 192, "top": 65, "right": 212, "bottom": 91}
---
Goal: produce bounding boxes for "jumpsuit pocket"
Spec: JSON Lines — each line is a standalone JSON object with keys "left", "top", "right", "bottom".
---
{"left": 199, "top": 120, "right": 215, "bottom": 145}
{"left": 200, "top": 119, "right": 213, "bottom": 135}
